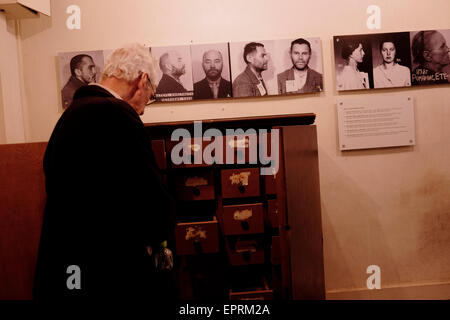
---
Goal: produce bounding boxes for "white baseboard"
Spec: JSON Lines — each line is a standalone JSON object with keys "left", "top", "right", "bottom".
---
{"left": 326, "top": 280, "right": 450, "bottom": 300}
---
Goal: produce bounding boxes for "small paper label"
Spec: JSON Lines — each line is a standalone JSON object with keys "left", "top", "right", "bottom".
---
{"left": 230, "top": 171, "right": 251, "bottom": 186}
{"left": 233, "top": 209, "right": 253, "bottom": 221}
{"left": 257, "top": 83, "right": 267, "bottom": 96}
{"left": 185, "top": 176, "right": 208, "bottom": 187}
{"left": 185, "top": 226, "right": 207, "bottom": 241}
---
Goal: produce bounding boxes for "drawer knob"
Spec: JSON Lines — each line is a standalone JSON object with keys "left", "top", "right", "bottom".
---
{"left": 242, "top": 251, "right": 251, "bottom": 262}
{"left": 193, "top": 240, "right": 203, "bottom": 254}
{"left": 241, "top": 221, "right": 249, "bottom": 231}
{"left": 238, "top": 185, "right": 246, "bottom": 193}
{"left": 192, "top": 187, "right": 200, "bottom": 196}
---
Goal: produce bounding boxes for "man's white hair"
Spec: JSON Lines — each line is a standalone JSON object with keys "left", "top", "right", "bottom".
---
{"left": 101, "top": 43, "right": 157, "bottom": 85}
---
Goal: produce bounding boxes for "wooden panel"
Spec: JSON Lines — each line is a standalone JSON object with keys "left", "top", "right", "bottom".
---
{"left": 281, "top": 125, "right": 325, "bottom": 299}
{"left": 271, "top": 236, "right": 281, "bottom": 265}
{"left": 0, "top": 142, "right": 47, "bottom": 300}
{"left": 267, "top": 199, "right": 280, "bottom": 228}
{"left": 151, "top": 139, "right": 167, "bottom": 170}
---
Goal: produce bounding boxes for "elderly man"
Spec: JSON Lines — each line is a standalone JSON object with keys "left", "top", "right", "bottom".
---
{"left": 61, "top": 54, "right": 97, "bottom": 109}
{"left": 156, "top": 51, "right": 188, "bottom": 94}
{"left": 232, "top": 42, "right": 269, "bottom": 97}
{"left": 34, "top": 44, "right": 174, "bottom": 300}
{"left": 277, "top": 38, "right": 323, "bottom": 94}
{"left": 411, "top": 30, "right": 450, "bottom": 85}
{"left": 193, "top": 50, "right": 232, "bottom": 99}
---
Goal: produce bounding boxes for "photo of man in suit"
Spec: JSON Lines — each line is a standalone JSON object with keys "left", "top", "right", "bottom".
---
{"left": 156, "top": 51, "right": 188, "bottom": 94}
{"left": 193, "top": 50, "right": 232, "bottom": 99}
{"left": 61, "top": 54, "right": 97, "bottom": 109}
{"left": 232, "top": 42, "right": 269, "bottom": 97}
{"left": 277, "top": 38, "right": 323, "bottom": 94}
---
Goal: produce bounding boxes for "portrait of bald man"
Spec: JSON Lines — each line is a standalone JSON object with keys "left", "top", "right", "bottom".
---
{"left": 156, "top": 51, "right": 188, "bottom": 94}
{"left": 193, "top": 49, "right": 232, "bottom": 100}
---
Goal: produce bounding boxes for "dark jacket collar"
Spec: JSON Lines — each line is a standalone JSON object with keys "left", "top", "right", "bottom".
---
{"left": 244, "top": 65, "right": 261, "bottom": 84}
{"left": 72, "top": 84, "right": 140, "bottom": 119}
{"left": 73, "top": 83, "right": 115, "bottom": 100}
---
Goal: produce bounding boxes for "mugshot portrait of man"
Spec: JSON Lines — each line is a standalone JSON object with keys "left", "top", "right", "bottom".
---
{"left": 277, "top": 38, "right": 323, "bottom": 94}
{"left": 232, "top": 42, "right": 269, "bottom": 97}
{"left": 411, "top": 30, "right": 450, "bottom": 86}
{"left": 156, "top": 51, "right": 188, "bottom": 94}
{"left": 193, "top": 50, "right": 232, "bottom": 100}
{"left": 61, "top": 54, "right": 97, "bottom": 109}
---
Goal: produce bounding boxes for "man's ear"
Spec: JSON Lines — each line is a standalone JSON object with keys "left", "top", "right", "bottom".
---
{"left": 246, "top": 53, "right": 253, "bottom": 64}
{"left": 423, "top": 50, "right": 432, "bottom": 62}
{"left": 74, "top": 69, "right": 82, "bottom": 77}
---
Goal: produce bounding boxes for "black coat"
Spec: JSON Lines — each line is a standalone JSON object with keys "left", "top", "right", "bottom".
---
{"left": 33, "top": 85, "right": 174, "bottom": 300}
{"left": 193, "top": 77, "right": 232, "bottom": 100}
{"left": 155, "top": 74, "right": 187, "bottom": 94}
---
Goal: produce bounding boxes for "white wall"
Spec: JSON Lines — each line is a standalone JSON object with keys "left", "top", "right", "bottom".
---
{"left": 0, "top": 13, "right": 26, "bottom": 144}
{"left": 15, "top": 0, "right": 450, "bottom": 299}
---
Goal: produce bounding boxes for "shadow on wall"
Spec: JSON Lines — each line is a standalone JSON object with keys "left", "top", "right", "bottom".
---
{"left": 320, "top": 150, "right": 405, "bottom": 292}
{"left": 18, "top": 13, "right": 52, "bottom": 39}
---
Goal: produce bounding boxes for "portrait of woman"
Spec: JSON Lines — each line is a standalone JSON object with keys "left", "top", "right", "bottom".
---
{"left": 373, "top": 39, "right": 411, "bottom": 88}
{"left": 336, "top": 40, "right": 370, "bottom": 91}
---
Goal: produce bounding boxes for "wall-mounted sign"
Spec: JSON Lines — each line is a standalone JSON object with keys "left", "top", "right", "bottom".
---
{"left": 337, "top": 94, "right": 415, "bottom": 151}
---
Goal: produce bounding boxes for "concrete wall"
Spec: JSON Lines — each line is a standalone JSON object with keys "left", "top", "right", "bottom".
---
{"left": 8, "top": 0, "right": 450, "bottom": 299}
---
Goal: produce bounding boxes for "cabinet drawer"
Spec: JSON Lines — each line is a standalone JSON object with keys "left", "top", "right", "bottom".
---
{"left": 166, "top": 138, "right": 216, "bottom": 168}
{"left": 176, "top": 171, "right": 215, "bottom": 201}
{"left": 221, "top": 168, "right": 260, "bottom": 199}
{"left": 229, "top": 277, "right": 273, "bottom": 300}
{"left": 226, "top": 237, "right": 264, "bottom": 266}
{"left": 151, "top": 139, "right": 167, "bottom": 170}
{"left": 175, "top": 219, "right": 219, "bottom": 255}
{"left": 223, "top": 133, "right": 258, "bottom": 164}
{"left": 267, "top": 199, "right": 280, "bottom": 228}
{"left": 221, "top": 203, "right": 264, "bottom": 236}
{"left": 271, "top": 236, "right": 281, "bottom": 265}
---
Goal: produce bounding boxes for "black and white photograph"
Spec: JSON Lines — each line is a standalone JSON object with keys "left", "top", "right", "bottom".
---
{"left": 371, "top": 32, "right": 412, "bottom": 89}
{"left": 150, "top": 45, "right": 194, "bottom": 102}
{"left": 334, "top": 35, "right": 373, "bottom": 91}
{"left": 410, "top": 29, "right": 450, "bottom": 86}
{"left": 272, "top": 37, "right": 323, "bottom": 95}
{"left": 58, "top": 50, "right": 104, "bottom": 109}
{"left": 190, "top": 43, "right": 232, "bottom": 100}
{"left": 229, "top": 40, "right": 277, "bottom": 98}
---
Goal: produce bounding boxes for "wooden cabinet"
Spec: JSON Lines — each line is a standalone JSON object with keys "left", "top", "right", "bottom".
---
{"left": 145, "top": 113, "right": 325, "bottom": 300}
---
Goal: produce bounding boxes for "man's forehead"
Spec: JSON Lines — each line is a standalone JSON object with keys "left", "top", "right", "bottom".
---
{"left": 292, "top": 43, "right": 310, "bottom": 52}
{"left": 255, "top": 46, "right": 267, "bottom": 55}
{"left": 204, "top": 50, "right": 222, "bottom": 61}
{"left": 81, "top": 56, "right": 94, "bottom": 65}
